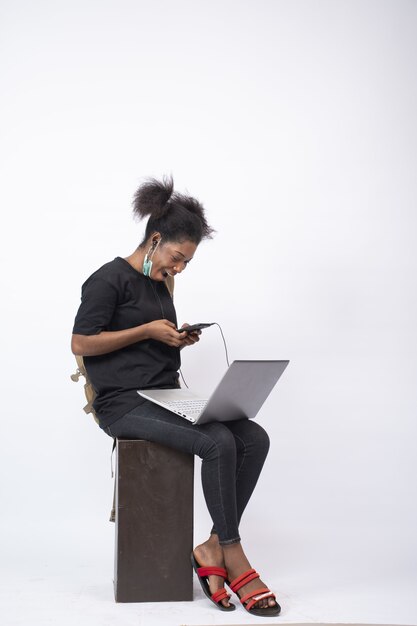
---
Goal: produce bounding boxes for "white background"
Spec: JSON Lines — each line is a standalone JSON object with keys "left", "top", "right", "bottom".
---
{"left": 1, "top": 1, "right": 416, "bottom": 624}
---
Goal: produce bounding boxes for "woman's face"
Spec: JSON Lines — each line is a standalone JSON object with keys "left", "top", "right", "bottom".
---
{"left": 151, "top": 238, "right": 197, "bottom": 281}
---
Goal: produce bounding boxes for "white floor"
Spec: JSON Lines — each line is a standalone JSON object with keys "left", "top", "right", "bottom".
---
{"left": 1, "top": 520, "right": 416, "bottom": 626}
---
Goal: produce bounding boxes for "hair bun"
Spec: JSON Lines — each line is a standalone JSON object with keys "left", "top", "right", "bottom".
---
{"left": 132, "top": 175, "right": 174, "bottom": 221}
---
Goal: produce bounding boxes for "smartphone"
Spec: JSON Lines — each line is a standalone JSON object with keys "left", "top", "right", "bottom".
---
{"left": 176, "top": 323, "right": 214, "bottom": 333}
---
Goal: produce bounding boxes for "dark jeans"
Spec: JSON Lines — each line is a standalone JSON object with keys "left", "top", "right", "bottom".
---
{"left": 102, "top": 399, "right": 270, "bottom": 545}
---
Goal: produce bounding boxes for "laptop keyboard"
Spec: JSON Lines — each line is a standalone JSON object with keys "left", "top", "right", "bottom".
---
{"left": 164, "top": 399, "right": 207, "bottom": 416}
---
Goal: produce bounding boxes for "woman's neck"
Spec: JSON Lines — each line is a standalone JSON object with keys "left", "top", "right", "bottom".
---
{"left": 124, "top": 248, "right": 145, "bottom": 273}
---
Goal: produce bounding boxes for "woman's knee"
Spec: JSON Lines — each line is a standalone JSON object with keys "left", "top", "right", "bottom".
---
{"left": 231, "top": 419, "right": 270, "bottom": 456}
{"left": 252, "top": 422, "right": 270, "bottom": 454}
{"left": 197, "top": 423, "right": 237, "bottom": 461}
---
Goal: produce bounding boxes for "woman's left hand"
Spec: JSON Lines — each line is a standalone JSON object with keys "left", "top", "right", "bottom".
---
{"left": 178, "top": 323, "right": 202, "bottom": 348}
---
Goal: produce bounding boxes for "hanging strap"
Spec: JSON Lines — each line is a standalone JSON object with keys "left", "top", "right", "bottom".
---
{"left": 109, "top": 438, "right": 117, "bottom": 523}
{"left": 110, "top": 437, "right": 116, "bottom": 477}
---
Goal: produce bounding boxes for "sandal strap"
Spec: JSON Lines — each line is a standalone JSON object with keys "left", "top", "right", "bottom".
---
{"left": 243, "top": 588, "right": 275, "bottom": 612}
{"left": 197, "top": 566, "right": 227, "bottom": 578}
{"left": 229, "top": 569, "right": 259, "bottom": 592}
{"left": 211, "top": 587, "right": 230, "bottom": 603}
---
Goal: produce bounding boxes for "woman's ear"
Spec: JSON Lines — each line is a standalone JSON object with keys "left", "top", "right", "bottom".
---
{"left": 149, "top": 231, "right": 162, "bottom": 247}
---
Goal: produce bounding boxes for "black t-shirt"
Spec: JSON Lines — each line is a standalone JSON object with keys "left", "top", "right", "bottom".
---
{"left": 72, "top": 257, "right": 181, "bottom": 427}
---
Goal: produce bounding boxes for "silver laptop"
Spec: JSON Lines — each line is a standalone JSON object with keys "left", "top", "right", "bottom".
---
{"left": 137, "top": 360, "right": 289, "bottom": 425}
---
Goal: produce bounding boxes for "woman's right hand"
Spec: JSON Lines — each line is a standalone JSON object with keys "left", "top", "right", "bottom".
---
{"left": 145, "top": 319, "right": 185, "bottom": 347}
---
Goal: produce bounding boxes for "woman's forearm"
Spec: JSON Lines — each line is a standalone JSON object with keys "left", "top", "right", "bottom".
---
{"left": 71, "top": 326, "right": 150, "bottom": 357}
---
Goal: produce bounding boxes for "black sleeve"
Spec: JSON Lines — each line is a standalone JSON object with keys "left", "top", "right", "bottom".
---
{"left": 72, "top": 276, "right": 119, "bottom": 335}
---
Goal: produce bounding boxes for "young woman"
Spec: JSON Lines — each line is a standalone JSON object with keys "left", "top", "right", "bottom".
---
{"left": 71, "top": 176, "right": 280, "bottom": 617}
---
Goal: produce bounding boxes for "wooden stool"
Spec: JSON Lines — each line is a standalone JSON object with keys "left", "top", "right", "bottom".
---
{"left": 114, "top": 439, "right": 194, "bottom": 602}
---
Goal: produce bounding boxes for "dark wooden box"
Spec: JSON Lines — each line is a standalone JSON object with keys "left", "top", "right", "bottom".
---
{"left": 114, "top": 439, "right": 194, "bottom": 602}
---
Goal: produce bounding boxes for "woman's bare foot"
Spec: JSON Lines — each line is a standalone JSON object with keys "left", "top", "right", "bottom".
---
{"left": 223, "top": 542, "right": 278, "bottom": 611}
{"left": 193, "top": 534, "right": 232, "bottom": 608}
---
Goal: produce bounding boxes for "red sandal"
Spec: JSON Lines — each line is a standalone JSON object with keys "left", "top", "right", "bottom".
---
{"left": 191, "top": 553, "right": 235, "bottom": 611}
{"left": 228, "top": 568, "right": 281, "bottom": 617}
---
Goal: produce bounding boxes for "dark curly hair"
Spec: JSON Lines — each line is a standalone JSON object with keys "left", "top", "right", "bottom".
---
{"left": 132, "top": 175, "right": 214, "bottom": 246}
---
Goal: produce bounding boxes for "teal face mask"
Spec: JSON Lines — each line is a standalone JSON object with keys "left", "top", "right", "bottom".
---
{"left": 142, "top": 238, "right": 161, "bottom": 277}
{"left": 142, "top": 254, "right": 153, "bottom": 277}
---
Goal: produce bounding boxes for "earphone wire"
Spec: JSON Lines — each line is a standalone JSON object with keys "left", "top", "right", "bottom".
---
{"left": 179, "top": 368, "right": 189, "bottom": 388}
{"left": 147, "top": 279, "right": 230, "bottom": 385}
{"left": 179, "top": 322, "right": 230, "bottom": 389}
{"left": 148, "top": 278, "right": 166, "bottom": 319}
{"left": 214, "top": 322, "right": 230, "bottom": 367}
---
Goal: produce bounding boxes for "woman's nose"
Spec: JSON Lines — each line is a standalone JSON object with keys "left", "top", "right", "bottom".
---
{"left": 173, "top": 261, "right": 187, "bottom": 273}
